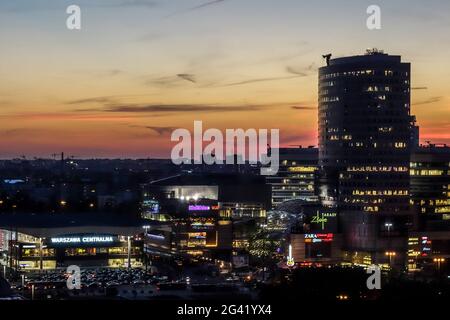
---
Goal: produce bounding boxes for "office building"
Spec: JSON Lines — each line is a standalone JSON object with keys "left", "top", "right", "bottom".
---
{"left": 410, "top": 144, "right": 450, "bottom": 221}
{"left": 265, "top": 147, "right": 318, "bottom": 208}
{"left": 318, "top": 49, "right": 416, "bottom": 266}
{"left": 408, "top": 144, "right": 450, "bottom": 271}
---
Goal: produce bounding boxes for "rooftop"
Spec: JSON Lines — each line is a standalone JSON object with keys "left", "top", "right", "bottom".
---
{"left": 325, "top": 50, "right": 404, "bottom": 67}
{"left": 149, "top": 173, "right": 267, "bottom": 186}
{"left": 0, "top": 213, "right": 150, "bottom": 229}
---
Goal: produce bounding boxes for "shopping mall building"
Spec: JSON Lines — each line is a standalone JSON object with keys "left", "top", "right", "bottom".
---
{"left": 0, "top": 213, "right": 157, "bottom": 270}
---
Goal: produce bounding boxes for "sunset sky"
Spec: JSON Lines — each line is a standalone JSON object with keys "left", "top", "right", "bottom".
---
{"left": 0, "top": 0, "right": 449, "bottom": 158}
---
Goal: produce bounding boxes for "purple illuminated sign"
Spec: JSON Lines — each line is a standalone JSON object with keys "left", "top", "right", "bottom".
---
{"left": 188, "top": 205, "right": 210, "bottom": 211}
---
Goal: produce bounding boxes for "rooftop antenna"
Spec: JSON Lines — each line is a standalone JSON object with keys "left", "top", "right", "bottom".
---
{"left": 322, "top": 53, "right": 332, "bottom": 66}
{"left": 366, "top": 48, "right": 384, "bottom": 55}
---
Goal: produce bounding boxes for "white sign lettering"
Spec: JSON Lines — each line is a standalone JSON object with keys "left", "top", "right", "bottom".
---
{"left": 51, "top": 236, "right": 114, "bottom": 244}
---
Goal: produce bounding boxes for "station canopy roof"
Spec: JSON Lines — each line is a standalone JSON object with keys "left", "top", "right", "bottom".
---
{"left": 0, "top": 213, "right": 165, "bottom": 238}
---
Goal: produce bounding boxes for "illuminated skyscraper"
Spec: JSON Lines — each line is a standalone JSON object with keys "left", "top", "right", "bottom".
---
{"left": 318, "top": 49, "right": 416, "bottom": 266}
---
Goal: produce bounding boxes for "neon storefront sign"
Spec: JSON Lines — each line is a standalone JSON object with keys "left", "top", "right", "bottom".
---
{"left": 188, "top": 205, "right": 210, "bottom": 211}
{"left": 51, "top": 236, "right": 114, "bottom": 244}
{"left": 311, "top": 211, "right": 337, "bottom": 230}
{"left": 304, "top": 233, "right": 334, "bottom": 243}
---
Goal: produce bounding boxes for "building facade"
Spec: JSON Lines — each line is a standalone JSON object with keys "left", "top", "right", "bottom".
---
{"left": 318, "top": 49, "right": 416, "bottom": 266}
{"left": 265, "top": 147, "right": 318, "bottom": 208}
{"left": 142, "top": 173, "right": 270, "bottom": 263}
{"left": 408, "top": 144, "right": 450, "bottom": 272}
{"left": 410, "top": 144, "right": 450, "bottom": 222}
{"left": 0, "top": 214, "right": 147, "bottom": 270}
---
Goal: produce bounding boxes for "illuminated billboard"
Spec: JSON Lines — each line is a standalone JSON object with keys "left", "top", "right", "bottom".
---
{"left": 304, "top": 233, "right": 334, "bottom": 243}
{"left": 46, "top": 234, "right": 120, "bottom": 247}
{"left": 306, "top": 209, "right": 338, "bottom": 233}
{"left": 188, "top": 205, "right": 211, "bottom": 211}
{"left": 420, "top": 236, "right": 432, "bottom": 256}
{"left": 188, "top": 204, "right": 219, "bottom": 212}
{"left": 304, "top": 233, "right": 334, "bottom": 259}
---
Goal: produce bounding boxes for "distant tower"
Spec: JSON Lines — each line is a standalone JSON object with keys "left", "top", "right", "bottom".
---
{"left": 318, "top": 50, "right": 416, "bottom": 266}
{"left": 61, "top": 152, "right": 65, "bottom": 175}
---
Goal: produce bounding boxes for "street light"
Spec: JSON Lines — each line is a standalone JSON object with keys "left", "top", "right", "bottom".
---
{"left": 385, "top": 251, "right": 396, "bottom": 267}
{"left": 385, "top": 222, "right": 393, "bottom": 242}
{"left": 385, "top": 222, "right": 393, "bottom": 233}
{"left": 127, "top": 236, "right": 131, "bottom": 269}
{"left": 433, "top": 257, "right": 445, "bottom": 272}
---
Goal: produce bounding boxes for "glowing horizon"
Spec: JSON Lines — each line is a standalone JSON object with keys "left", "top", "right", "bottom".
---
{"left": 1, "top": 0, "right": 449, "bottom": 158}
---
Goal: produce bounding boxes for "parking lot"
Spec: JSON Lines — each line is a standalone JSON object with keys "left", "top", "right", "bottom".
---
{"left": 5, "top": 265, "right": 257, "bottom": 300}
